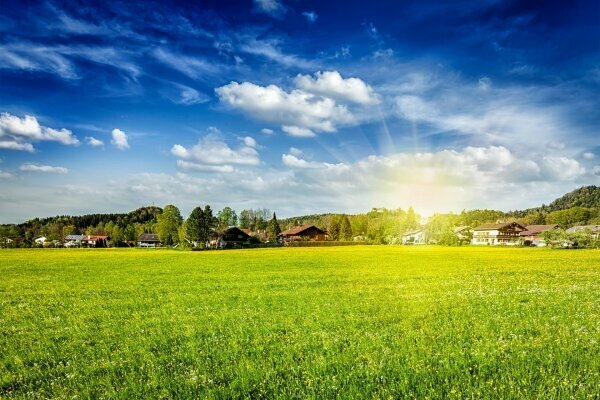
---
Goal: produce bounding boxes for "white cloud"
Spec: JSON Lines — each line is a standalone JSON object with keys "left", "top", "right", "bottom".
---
{"left": 0, "top": 112, "right": 79, "bottom": 151}
{"left": 294, "top": 71, "right": 379, "bottom": 105}
{"left": 0, "top": 170, "right": 13, "bottom": 179}
{"left": 216, "top": 80, "right": 356, "bottom": 135}
{"left": 289, "top": 147, "right": 302, "bottom": 156}
{"left": 111, "top": 128, "right": 129, "bottom": 150}
{"left": 546, "top": 141, "right": 566, "bottom": 150}
{"left": 282, "top": 126, "right": 316, "bottom": 137}
{"left": 171, "top": 134, "right": 260, "bottom": 172}
{"left": 86, "top": 136, "right": 104, "bottom": 147}
{"left": 594, "top": 166, "right": 600, "bottom": 176}
{"left": 242, "top": 136, "right": 257, "bottom": 148}
{"left": 302, "top": 11, "right": 318, "bottom": 23}
{"left": 0, "top": 141, "right": 34, "bottom": 152}
{"left": 583, "top": 152, "right": 595, "bottom": 160}
{"left": 260, "top": 128, "right": 275, "bottom": 135}
{"left": 254, "top": 0, "right": 286, "bottom": 17}
{"left": 19, "top": 163, "right": 68, "bottom": 174}
{"left": 282, "top": 154, "right": 322, "bottom": 169}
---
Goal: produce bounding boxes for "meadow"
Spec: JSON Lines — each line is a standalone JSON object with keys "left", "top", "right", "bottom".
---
{"left": 0, "top": 246, "right": 599, "bottom": 399}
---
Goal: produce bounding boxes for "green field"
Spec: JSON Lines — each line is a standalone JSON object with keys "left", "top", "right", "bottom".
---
{"left": 1, "top": 247, "right": 599, "bottom": 399}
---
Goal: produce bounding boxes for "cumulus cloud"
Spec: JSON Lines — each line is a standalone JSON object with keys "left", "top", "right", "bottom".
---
{"left": 260, "top": 128, "right": 275, "bottom": 135}
{"left": 583, "top": 152, "right": 595, "bottom": 160}
{"left": 85, "top": 136, "right": 104, "bottom": 147}
{"left": 0, "top": 170, "right": 13, "bottom": 179}
{"left": 171, "top": 134, "right": 260, "bottom": 172}
{"left": 289, "top": 147, "right": 302, "bottom": 156}
{"left": 216, "top": 71, "right": 379, "bottom": 136}
{"left": 111, "top": 128, "right": 129, "bottom": 150}
{"left": 282, "top": 146, "right": 587, "bottom": 186}
{"left": 19, "top": 163, "right": 68, "bottom": 174}
{"left": 0, "top": 112, "right": 79, "bottom": 151}
{"left": 294, "top": 71, "right": 379, "bottom": 105}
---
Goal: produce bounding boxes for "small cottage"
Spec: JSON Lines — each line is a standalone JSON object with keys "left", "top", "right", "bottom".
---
{"left": 81, "top": 235, "right": 110, "bottom": 248}
{"left": 64, "top": 234, "right": 84, "bottom": 248}
{"left": 279, "top": 225, "right": 326, "bottom": 242}
{"left": 138, "top": 233, "right": 160, "bottom": 247}
{"left": 217, "top": 227, "right": 259, "bottom": 248}
{"left": 402, "top": 229, "right": 426, "bottom": 245}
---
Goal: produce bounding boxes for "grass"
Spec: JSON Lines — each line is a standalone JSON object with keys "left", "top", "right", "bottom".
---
{"left": 0, "top": 246, "right": 599, "bottom": 399}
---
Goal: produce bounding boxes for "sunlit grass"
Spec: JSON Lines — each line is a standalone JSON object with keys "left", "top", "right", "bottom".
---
{"left": 1, "top": 247, "right": 599, "bottom": 398}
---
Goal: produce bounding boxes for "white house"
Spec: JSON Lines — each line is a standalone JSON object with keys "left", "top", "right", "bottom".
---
{"left": 402, "top": 229, "right": 427, "bottom": 245}
{"left": 566, "top": 225, "right": 600, "bottom": 238}
{"left": 472, "top": 222, "right": 526, "bottom": 245}
{"left": 34, "top": 236, "right": 47, "bottom": 245}
{"left": 64, "top": 234, "right": 84, "bottom": 248}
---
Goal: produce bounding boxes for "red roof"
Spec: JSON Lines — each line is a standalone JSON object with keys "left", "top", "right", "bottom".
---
{"left": 83, "top": 235, "right": 110, "bottom": 240}
{"left": 280, "top": 224, "right": 325, "bottom": 236}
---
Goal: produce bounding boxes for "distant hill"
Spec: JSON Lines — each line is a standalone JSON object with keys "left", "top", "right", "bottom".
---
{"left": 545, "top": 185, "right": 600, "bottom": 211}
{"left": 18, "top": 206, "right": 163, "bottom": 230}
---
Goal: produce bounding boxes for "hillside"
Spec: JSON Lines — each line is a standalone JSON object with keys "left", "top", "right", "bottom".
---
{"left": 545, "top": 185, "right": 600, "bottom": 211}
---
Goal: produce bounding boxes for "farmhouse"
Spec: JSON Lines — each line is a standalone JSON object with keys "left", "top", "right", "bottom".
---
{"left": 138, "top": 233, "right": 160, "bottom": 247}
{"left": 566, "top": 225, "right": 600, "bottom": 238}
{"left": 34, "top": 236, "right": 46, "bottom": 245}
{"left": 217, "top": 227, "right": 258, "bottom": 248}
{"left": 64, "top": 234, "right": 84, "bottom": 248}
{"left": 472, "top": 222, "right": 526, "bottom": 245}
{"left": 453, "top": 226, "right": 472, "bottom": 244}
{"left": 402, "top": 229, "right": 427, "bottom": 245}
{"left": 81, "top": 235, "right": 110, "bottom": 248}
{"left": 520, "top": 224, "right": 558, "bottom": 246}
{"left": 279, "top": 225, "right": 326, "bottom": 242}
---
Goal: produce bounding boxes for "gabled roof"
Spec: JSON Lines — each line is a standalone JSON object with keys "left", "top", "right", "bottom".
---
{"left": 280, "top": 224, "right": 325, "bottom": 236}
{"left": 473, "top": 222, "right": 526, "bottom": 231}
{"left": 65, "top": 234, "right": 84, "bottom": 240}
{"left": 83, "top": 235, "right": 110, "bottom": 240}
{"left": 138, "top": 233, "right": 160, "bottom": 242}
{"left": 221, "top": 226, "right": 252, "bottom": 237}
{"left": 453, "top": 226, "right": 471, "bottom": 233}
{"left": 520, "top": 224, "right": 558, "bottom": 236}
{"left": 402, "top": 229, "right": 423, "bottom": 237}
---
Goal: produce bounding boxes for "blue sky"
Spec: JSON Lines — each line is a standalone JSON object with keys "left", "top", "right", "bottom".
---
{"left": 0, "top": 0, "right": 598, "bottom": 222}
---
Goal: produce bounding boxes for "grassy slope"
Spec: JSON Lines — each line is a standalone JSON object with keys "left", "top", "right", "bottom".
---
{"left": 0, "top": 247, "right": 599, "bottom": 399}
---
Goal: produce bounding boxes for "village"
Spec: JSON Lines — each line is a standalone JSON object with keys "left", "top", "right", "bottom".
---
{"left": 23, "top": 221, "right": 600, "bottom": 249}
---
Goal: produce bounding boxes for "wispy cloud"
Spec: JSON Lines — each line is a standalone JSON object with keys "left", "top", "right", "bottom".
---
{"left": 20, "top": 163, "right": 68, "bottom": 174}
{"left": 254, "top": 0, "right": 286, "bottom": 18}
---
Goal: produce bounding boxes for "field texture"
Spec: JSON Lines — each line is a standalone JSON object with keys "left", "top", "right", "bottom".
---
{"left": 1, "top": 247, "right": 599, "bottom": 399}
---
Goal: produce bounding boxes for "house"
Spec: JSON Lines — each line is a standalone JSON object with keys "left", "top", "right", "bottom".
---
{"left": 402, "top": 229, "right": 427, "bottom": 245}
{"left": 34, "top": 236, "right": 46, "bottom": 245}
{"left": 81, "top": 235, "right": 110, "bottom": 248}
{"left": 519, "top": 224, "right": 558, "bottom": 246}
{"left": 138, "top": 233, "right": 160, "bottom": 247}
{"left": 566, "top": 225, "right": 600, "bottom": 238}
{"left": 64, "top": 234, "right": 84, "bottom": 248}
{"left": 217, "top": 227, "right": 259, "bottom": 249}
{"left": 453, "top": 226, "right": 472, "bottom": 244}
{"left": 279, "top": 225, "right": 327, "bottom": 242}
{"left": 472, "top": 222, "right": 526, "bottom": 245}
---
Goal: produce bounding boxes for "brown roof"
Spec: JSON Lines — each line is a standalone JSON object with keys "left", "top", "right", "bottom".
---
{"left": 520, "top": 224, "right": 558, "bottom": 236}
{"left": 138, "top": 233, "right": 160, "bottom": 242}
{"left": 280, "top": 224, "right": 324, "bottom": 236}
{"left": 473, "top": 222, "right": 526, "bottom": 231}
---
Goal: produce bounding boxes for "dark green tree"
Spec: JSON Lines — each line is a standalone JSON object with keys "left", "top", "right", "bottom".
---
{"left": 267, "top": 212, "right": 281, "bottom": 240}
{"left": 156, "top": 205, "right": 183, "bottom": 246}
